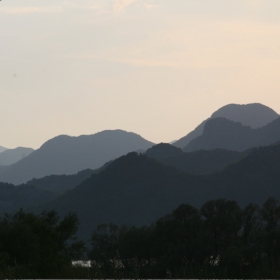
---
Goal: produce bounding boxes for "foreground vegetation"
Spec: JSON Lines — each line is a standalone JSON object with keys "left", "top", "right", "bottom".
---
{"left": 88, "top": 197, "right": 280, "bottom": 278}
{"left": 1, "top": 197, "right": 280, "bottom": 278}
{"left": 0, "top": 210, "right": 85, "bottom": 278}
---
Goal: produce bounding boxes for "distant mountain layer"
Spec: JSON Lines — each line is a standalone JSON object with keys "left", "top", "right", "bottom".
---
{"left": 211, "top": 103, "right": 279, "bottom": 128}
{"left": 26, "top": 169, "right": 95, "bottom": 194}
{"left": 145, "top": 143, "right": 248, "bottom": 174}
{"left": 0, "top": 147, "right": 34, "bottom": 166}
{"left": 173, "top": 103, "right": 279, "bottom": 148}
{"left": 0, "top": 146, "right": 7, "bottom": 153}
{"left": 0, "top": 130, "right": 154, "bottom": 185}
{"left": 31, "top": 142, "right": 280, "bottom": 241}
{"left": 0, "top": 166, "right": 8, "bottom": 174}
{"left": 184, "top": 117, "right": 280, "bottom": 152}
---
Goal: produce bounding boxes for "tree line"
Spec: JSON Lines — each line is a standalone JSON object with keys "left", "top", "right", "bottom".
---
{"left": 89, "top": 197, "right": 280, "bottom": 278}
{"left": 1, "top": 197, "right": 280, "bottom": 278}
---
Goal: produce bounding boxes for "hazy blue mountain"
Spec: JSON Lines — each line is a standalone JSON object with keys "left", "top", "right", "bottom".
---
{"left": 0, "top": 147, "right": 34, "bottom": 166}
{"left": 25, "top": 161, "right": 112, "bottom": 194}
{"left": 0, "top": 166, "right": 8, "bottom": 174}
{"left": 0, "top": 130, "right": 154, "bottom": 185}
{"left": 173, "top": 103, "right": 279, "bottom": 148}
{"left": 145, "top": 143, "right": 247, "bottom": 174}
{"left": 184, "top": 117, "right": 280, "bottom": 152}
{"left": 211, "top": 103, "right": 278, "bottom": 128}
{"left": 0, "top": 146, "right": 7, "bottom": 153}
{"left": 31, "top": 142, "right": 280, "bottom": 241}
{"left": 0, "top": 165, "right": 113, "bottom": 213}
{"left": 26, "top": 169, "right": 95, "bottom": 194}
{"left": 173, "top": 120, "right": 208, "bottom": 149}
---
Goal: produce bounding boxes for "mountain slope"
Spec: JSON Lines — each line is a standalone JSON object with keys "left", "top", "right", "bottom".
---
{"left": 173, "top": 103, "right": 279, "bottom": 148}
{"left": 32, "top": 153, "right": 196, "bottom": 240}
{"left": 0, "top": 130, "right": 154, "bottom": 185}
{"left": 0, "top": 182, "right": 58, "bottom": 214}
{"left": 211, "top": 103, "right": 278, "bottom": 128}
{"left": 26, "top": 169, "right": 95, "bottom": 194}
{"left": 145, "top": 143, "right": 247, "bottom": 174}
{"left": 0, "top": 146, "right": 7, "bottom": 153}
{"left": 184, "top": 117, "right": 280, "bottom": 152}
{"left": 32, "top": 142, "right": 280, "bottom": 241}
{"left": 0, "top": 147, "right": 34, "bottom": 166}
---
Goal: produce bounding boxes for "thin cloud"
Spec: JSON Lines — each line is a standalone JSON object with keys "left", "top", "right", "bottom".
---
{"left": 144, "top": 3, "right": 157, "bottom": 10}
{"left": 61, "top": 17, "right": 280, "bottom": 71}
{"left": 113, "top": 0, "right": 138, "bottom": 12}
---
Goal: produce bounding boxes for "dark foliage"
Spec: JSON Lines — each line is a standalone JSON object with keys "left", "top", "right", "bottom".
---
{"left": 0, "top": 209, "right": 85, "bottom": 278}
{"left": 88, "top": 198, "right": 280, "bottom": 278}
{"left": 30, "top": 142, "right": 280, "bottom": 241}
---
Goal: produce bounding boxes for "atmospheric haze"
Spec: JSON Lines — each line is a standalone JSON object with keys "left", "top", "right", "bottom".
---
{"left": 1, "top": 0, "right": 280, "bottom": 149}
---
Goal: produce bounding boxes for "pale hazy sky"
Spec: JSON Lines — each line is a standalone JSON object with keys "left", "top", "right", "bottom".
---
{"left": 1, "top": 0, "right": 280, "bottom": 149}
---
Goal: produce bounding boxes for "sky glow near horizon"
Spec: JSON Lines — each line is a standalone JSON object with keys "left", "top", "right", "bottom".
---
{"left": 1, "top": 0, "right": 280, "bottom": 149}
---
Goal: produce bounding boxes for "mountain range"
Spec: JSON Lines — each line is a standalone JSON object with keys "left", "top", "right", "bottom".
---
{"left": 1, "top": 103, "right": 279, "bottom": 185}
{"left": 184, "top": 116, "right": 280, "bottom": 152}
{"left": 173, "top": 103, "right": 279, "bottom": 148}
{"left": 30, "top": 142, "right": 280, "bottom": 241}
{"left": 0, "top": 102, "right": 280, "bottom": 242}
{"left": 145, "top": 143, "right": 248, "bottom": 174}
{"left": 0, "top": 147, "right": 34, "bottom": 166}
{"left": 0, "top": 130, "right": 154, "bottom": 185}
{"left": 0, "top": 182, "right": 58, "bottom": 214}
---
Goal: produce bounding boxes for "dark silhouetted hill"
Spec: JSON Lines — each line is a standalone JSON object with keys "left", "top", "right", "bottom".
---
{"left": 0, "top": 166, "right": 8, "bottom": 174}
{"left": 145, "top": 143, "right": 247, "bottom": 174}
{"left": 32, "top": 153, "right": 195, "bottom": 240}
{"left": 26, "top": 169, "right": 95, "bottom": 194}
{"left": 31, "top": 142, "right": 280, "bottom": 241}
{"left": 145, "top": 143, "right": 184, "bottom": 159}
{"left": 0, "top": 130, "right": 154, "bottom": 185}
{"left": 0, "top": 182, "right": 58, "bottom": 214}
{"left": 184, "top": 117, "right": 280, "bottom": 152}
{"left": 173, "top": 103, "right": 279, "bottom": 148}
{"left": 0, "top": 147, "right": 34, "bottom": 166}
{"left": 25, "top": 161, "right": 112, "bottom": 194}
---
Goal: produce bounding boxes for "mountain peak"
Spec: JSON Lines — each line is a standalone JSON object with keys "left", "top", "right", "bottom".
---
{"left": 211, "top": 103, "right": 279, "bottom": 128}
{"left": 173, "top": 103, "right": 279, "bottom": 149}
{"left": 0, "top": 130, "right": 154, "bottom": 185}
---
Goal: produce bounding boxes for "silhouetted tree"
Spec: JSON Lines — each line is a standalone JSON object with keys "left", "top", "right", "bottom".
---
{"left": 0, "top": 209, "right": 84, "bottom": 278}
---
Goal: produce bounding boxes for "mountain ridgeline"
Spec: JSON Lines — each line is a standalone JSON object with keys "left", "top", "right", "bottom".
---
{"left": 0, "top": 146, "right": 7, "bottom": 153}
{"left": 184, "top": 116, "right": 280, "bottom": 152}
{"left": 0, "top": 147, "right": 34, "bottom": 166}
{"left": 144, "top": 143, "right": 248, "bottom": 175}
{"left": 0, "top": 130, "right": 154, "bottom": 185}
{"left": 31, "top": 142, "right": 280, "bottom": 241}
{"left": 0, "top": 102, "right": 280, "bottom": 243}
{"left": 173, "top": 103, "right": 279, "bottom": 148}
